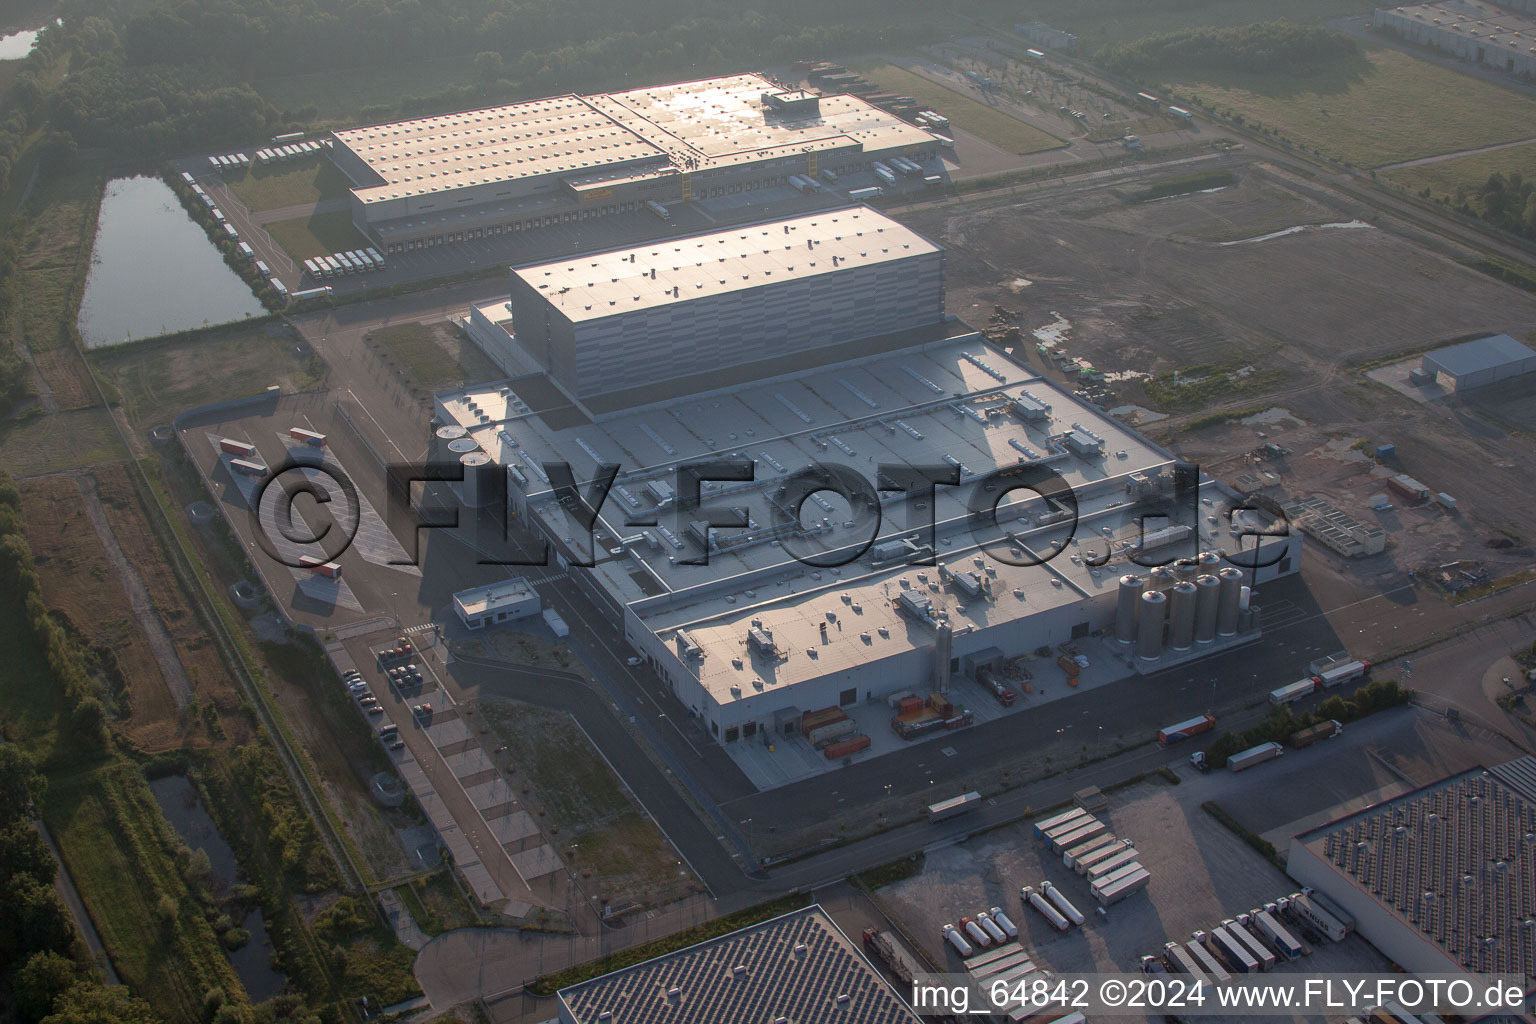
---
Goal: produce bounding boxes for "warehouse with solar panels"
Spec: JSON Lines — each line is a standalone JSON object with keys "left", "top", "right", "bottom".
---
{"left": 328, "top": 73, "right": 940, "bottom": 253}
{"left": 556, "top": 905, "right": 920, "bottom": 1024}
{"left": 1288, "top": 757, "right": 1536, "bottom": 985}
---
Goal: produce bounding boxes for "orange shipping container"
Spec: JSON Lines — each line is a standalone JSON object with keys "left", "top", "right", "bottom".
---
{"left": 824, "top": 734, "right": 871, "bottom": 759}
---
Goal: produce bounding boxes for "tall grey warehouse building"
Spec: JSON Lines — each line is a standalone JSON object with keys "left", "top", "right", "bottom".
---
{"left": 328, "top": 73, "right": 941, "bottom": 253}
{"left": 435, "top": 207, "right": 1300, "bottom": 747}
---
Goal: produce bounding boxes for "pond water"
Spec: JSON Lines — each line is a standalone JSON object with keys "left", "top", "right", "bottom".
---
{"left": 77, "top": 176, "right": 266, "bottom": 349}
{"left": 0, "top": 19, "right": 59, "bottom": 60}
{"left": 148, "top": 775, "right": 290, "bottom": 1002}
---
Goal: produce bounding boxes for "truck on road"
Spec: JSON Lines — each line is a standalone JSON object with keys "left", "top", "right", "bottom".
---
{"left": 1314, "top": 659, "right": 1370, "bottom": 689}
{"left": 1228, "top": 742, "right": 1284, "bottom": 772}
{"left": 1158, "top": 714, "right": 1216, "bottom": 745}
{"left": 1269, "top": 679, "right": 1317, "bottom": 705}
{"left": 1289, "top": 719, "right": 1342, "bottom": 748}
{"left": 927, "top": 791, "right": 981, "bottom": 823}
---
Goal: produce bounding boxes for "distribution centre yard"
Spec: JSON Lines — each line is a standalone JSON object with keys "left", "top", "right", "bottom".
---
{"left": 854, "top": 61, "right": 1067, "bottom": 155}
{"left": 1168, "top": 46, "right": 1536, "bottom": 169}
{"left": 365, "top": 321, "right": 502, "bottom": 392}
{"left": 1384, "top": 140, "right": 1536, "bottom": 199}
{"left": 223, "top": 156, "right": 354, "bottom": 213}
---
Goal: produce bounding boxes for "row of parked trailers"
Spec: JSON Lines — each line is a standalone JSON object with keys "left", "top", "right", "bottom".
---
{"left": 871, "top": 158, "right": 925, "bottom": 187}
{"left": 1034, "top": 807, "right": 1150, "bottom": 906}
{"left": 303, "top": 249, "right": 386, "bottom": 279}
{"left": 1152, "top": 889, "right": 1354, "bottom": 984}
{"left": 255, "top": 139, "right": 323, "bottom": 165}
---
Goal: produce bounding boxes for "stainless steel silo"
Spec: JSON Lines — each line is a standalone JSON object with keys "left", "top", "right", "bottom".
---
{"left": 1115, "top": 575, "right": 1143, "bottom": 645}
{"left": 1216, "top": 567, "right": 1244, "bottom": 636}
{"left": 1169, "top": 581, "right": 1197, "bottom": 651}
{"left": 1194, "top": 574, "right": 1221, "bottom": 644}
{"left": 1137, "top": 590, "right": 1166, "bottom": 661}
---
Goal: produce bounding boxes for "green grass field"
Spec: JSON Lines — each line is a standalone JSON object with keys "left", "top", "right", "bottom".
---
{"left": 1169, "top": 47, "right": 1536, "bottom": 168}
{"left": 0, "top": 407, "right": 125, "bottom": 476}
{"left": 1385, "top": 141, "right": 1536, "bottom": 198}
{"left": 367, "top": 322, "right": 500, "bottom": 391}
{"left": 251, "top": 57, "right": 478, "bottom": 121}
{"left": 855, "top": 62, "right": 1067, "bottom": 155}
{"left": 46, "top": 764, "right": 241, "bottom": 1024}
{"left": 264, "top": 209, "right": 371, "bottom": 261}
{"left": 1032, "top": 0, "right": 1373, "bottom": 49}
{"left": 90, "top": 322, "right": 326, "bottom": 429}
{"left": 224, "top": 157, "right": 353, "bottom": 213}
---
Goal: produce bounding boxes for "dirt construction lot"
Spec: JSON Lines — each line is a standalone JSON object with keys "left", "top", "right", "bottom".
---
{"left": 900, "top": 163, "right": 1536, "bottom": 586}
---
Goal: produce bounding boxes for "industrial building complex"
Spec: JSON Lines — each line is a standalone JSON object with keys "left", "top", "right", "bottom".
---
{"left": 1288, "top": 756, "right": 1536, "bottom": 985}
{"left": 1374, "top": 0, "right": 1536, "bottom": 77}
{"left": 328, "top": 73, "right": 942, "bottom": 253}
{"left": 555, "top": 905, "right": 920, "bottom": 1024}
{"left": 1417, "top": 332, "right": 1536, "bottom": 391}
{"left": 432, "top": 207, "right": 1299, "bottom": 747}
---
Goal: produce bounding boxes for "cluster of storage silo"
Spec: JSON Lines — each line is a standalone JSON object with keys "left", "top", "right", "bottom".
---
{"left": 1114, "top": 557, "right": 1251, "bottom": 662}
{"left": 429, "top": 424, "right": 499, "bottom": 509}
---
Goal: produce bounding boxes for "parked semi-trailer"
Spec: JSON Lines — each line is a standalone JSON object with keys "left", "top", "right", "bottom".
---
{"left": 975, "top": 912, "right": 1008, "bottom": 944}
{"left": 989, "top": 906, "right": 1019, "bottom": 939}
{"left": 298, "top": 555, "right": 342, "bottom": 578}
{"left": 255, "top": 260, "right": 271, "bottom": 278}
{"left": 1092, "top": 868, "right": 1149, "bottom": 906}
{"left": 1270, "top": 679, "right": 1317, "bottom": 705}
{"left": 1290, "top": 719, "right": 1342, "bottom": 748}
{"left": 1223, "top": 919, "right": 1276, "bottom": 971}
{"left": 1063, "top": 833, "right": 1119, "bottom": 870}
{"left": 1158, "top": 714, "right": 1216, "bottom": 745}
{"left": 927, "top": 791, "right": 981, "bottom": 822}
{"left": 1315, "top": 659, "right": 1370, "bottom": 688}
{"left": 289, "top": 427, "right": 326, "bottom": 448}
{"left": 1050, "top": 820, "right": 1106, "bottom": 853}
{"left": 1042, "top": 813, "right": 1095, "bottom": 844}
{"left": 961, "top": 916, "right": 992, "bottom": 948}
{"left": 874, "top": 164, "right": 898, "bottom": 186}
{"left": 1252, "top": 910, "right": 1304, "bottom": 960}
{"left": 366, "top": 247, "right": 385, "bottom": 268}
{"left": 1163, "top": 942, "right": 1208, "bottom": 984}
{"left": 1073, "top": 840, "right": 1132, "bottom": 875}
{"left": 1185, "top": 934, "right": 1231, "bottom": 982}
{"left": 272, "top": 279, "right": 289, "bottom": 302}
{"left": 229, "top": 458, "right": 267, "bottom": 476}
{"left": 1228, "top": 742, "right": 1284, "bottom": 772}
{"left": 1205, "top": 927, "right": 1258, "bottom": 973}
{"left": 862, "top": 928, "right": 923, "bottom": 986}
{"left": 848, "top": 186, "right": 884, "bottom": 200}
{"left": 1086, "top": 847, "right": 1141, "bottom": 881}
{"left": 1021, "top": 886, "right": 1070, "bottom": 932}
{"left": 647, "top": 200, "right": 669, "bottom": 220}
{"left": 1288, "top": 892, "right": 1349, "bottom": 941}
{"left": 290, "top": 286, "right": 332, "bottom": 301}
{"left": 219, "top": 437, "right": 256, "bottom": 457}
{"left": 1034, "top": 808, "right": 1089, "bottom": 839}
{"left": 942, "top": 923, "right": 973, "bottom": 957}
{"left": 1040, "top": 882, "right": 1085, "bottom": 926}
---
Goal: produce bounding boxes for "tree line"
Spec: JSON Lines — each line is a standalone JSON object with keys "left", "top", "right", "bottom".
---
{"left": 1444, "top": 171, "right": 1536, "bottom": 241}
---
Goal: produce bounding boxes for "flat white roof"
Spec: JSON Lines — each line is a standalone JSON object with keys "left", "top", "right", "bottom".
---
{"left": 453, "top": 577, "right": 537, "bottom": 618}
{"left": 513, "top": 208, "right": 939, "bottom": 322}
{"left": 335, "top": 73, "right": 936, "bottom": 208}
{"left": 334, "top": 96, "right": 667, "bottom": 204}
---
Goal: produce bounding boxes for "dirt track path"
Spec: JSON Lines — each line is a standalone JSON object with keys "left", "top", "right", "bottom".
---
{"left": 1376, "top": 135, "right": 1536, "bottom": 172}
{"left": 76, "top": 473, "right": 193, "bottom": 709}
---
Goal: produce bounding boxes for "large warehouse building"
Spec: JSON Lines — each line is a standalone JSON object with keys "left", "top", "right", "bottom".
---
{"left": 1420, "top": 333, "right": 1536, "bottom": 391}
{"left": 1288, "top": 757, "right": 1536, "bottom": 986}
{"left": 1375, "top": 0, "right": 1536, "bottom": 77}
{"left": 432, "top": 212, "right": 1299, "bottom": 747}
{"left": 556, "top": 905, "right": 920, "bottom": 1024}
{"left": 508, "top": 208, "right": 945, "bottom": 399}
{"left": 328, "top": 73, "right": 941, "bottom": 253}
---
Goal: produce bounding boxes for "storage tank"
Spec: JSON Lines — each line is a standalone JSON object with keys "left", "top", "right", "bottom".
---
{"left": 1248, "top": 606, "right": 1261, "bottom": 633}
{"left": 1168, "top": 581, "right": 1197, "bottom": 651}
{"left": 1173, "top": 557, "right": 1199, "bottom": 583}
{"left": 1217, "top": 567, "right": 1243, "bottom": 636}
{"left": 1136, "top": 590, "right": 1166, "bottom": 661}
{"left": 1115, "top": 575, "right": 1143, "bottom": 645}
{"left": 459, "top": 452, "right": 496, "bottom": 508}
{"left": 1194, "top": 574, "right": 1221, "bottom": 644}
{"left": 1198, "top": 550, "right": 1222, "bottom": 574}
{"left": 1146, "top": 565, "right": 1175, "bottom": 592}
